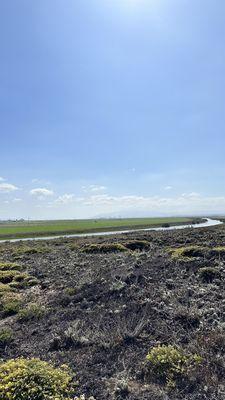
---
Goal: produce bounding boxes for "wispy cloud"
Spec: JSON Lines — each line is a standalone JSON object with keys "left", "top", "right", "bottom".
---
{"left": 30, "top": 188, "right": 54, "bottom": 197}
{"left": 54, "top": 194, "right": 85, "bottom": 205}
{"left": 65, "top": 192, "right": 225, "bottom": 216}
{"left": 55, "top": 194, "right": 76, "bottom": 204}
{"left": 82, "top": 185, "right": 107, "bottom": 193}
{"left": 31, "top": 178, "right": 51, "bottom": 185}
{"left": 0, "top": 183, "right": 18, "bottom": 192}
{"left": 164, "top": 186, "right": 173, "bottom": 191}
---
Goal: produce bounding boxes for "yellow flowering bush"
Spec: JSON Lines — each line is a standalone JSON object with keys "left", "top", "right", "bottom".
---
{"left": 0, "top": 358, "right": 74, "bottom": 399}
{"left": 146, "top": 345, "right": 202, "bottom": 386}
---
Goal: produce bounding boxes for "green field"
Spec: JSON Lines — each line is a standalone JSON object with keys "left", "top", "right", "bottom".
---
{"left": 0, "top": 217, "right": 196, "bottom": 240}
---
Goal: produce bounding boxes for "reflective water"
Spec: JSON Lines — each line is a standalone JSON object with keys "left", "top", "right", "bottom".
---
{"left": 0, "top": 218, "right": 223, "bottom": 243}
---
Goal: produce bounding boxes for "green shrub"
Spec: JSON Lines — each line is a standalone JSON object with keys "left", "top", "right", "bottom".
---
{"left": 0, "top": 293, "right": 22, "bottom": 317}
{"left": 10, "top": 280, "right": 37, "bottom": 290}
{"left": 0, "top": 328, "right": 13, "bottom": 348}
{"left": 0, "top": 270, "right": 21, "bottom": 284}
{"left": 25, "top": 277, "right": 39, "bottom": 286}
{"left": 170, "top": 246, "right": 205, "bottom": 260}
{"left": 0, "top": 262, "right": 38, "bottom": 290}
{"left": 81, "top": 243, "right": 127, "bottom": 254}
{"left": 12, "top": 246, "right": 50, "bottom": 257}
{"left": 0, "top": 358, "right": 74, "bottom": 399}
{"left": 18, "top": 304, "right": 46, "bottom": 322}
{"left": 208, "top": 246, "right": 225, "bottom": 258}
{"left": 170, "top": 246, "right": 225, "bottom": 261}
{"left": 0, "top": 262, "right": 22, "bottom": 271}
{"left": 0, "top": 283, "right": 11, "bottom": 295}
{"left": 146, "top": 345, "right": 202, "bottom": 386}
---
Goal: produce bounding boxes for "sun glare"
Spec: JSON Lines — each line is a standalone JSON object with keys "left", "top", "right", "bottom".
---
{"left": 115, "top": 0, "right": 160, "bottom": 15}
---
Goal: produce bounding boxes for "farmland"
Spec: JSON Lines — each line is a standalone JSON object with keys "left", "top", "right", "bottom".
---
{"left": 0, "top": 217, "right": 195, "bottom": 240}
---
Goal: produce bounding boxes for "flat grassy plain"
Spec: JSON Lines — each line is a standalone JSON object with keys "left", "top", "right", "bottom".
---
{"left": 0, "top": 217, "right": 194, "bottom": 240}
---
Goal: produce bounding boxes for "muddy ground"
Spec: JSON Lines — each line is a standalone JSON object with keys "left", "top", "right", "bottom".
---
{"left": 0, "top": 224, "right": 225, "bottom": 400}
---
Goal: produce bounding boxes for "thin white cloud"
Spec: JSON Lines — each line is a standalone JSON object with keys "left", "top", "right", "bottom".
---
{"left": 181, "top": 192, "right": 200, "bottom": 198}
{"left": 30, "top": 188, "right": 54, "bottom": 197}
{"left": 0, "top": 177, "right": 5, "bottom": 182}
{"left": 31, "top": 178, "right": 51, "bottom": 185}
{"left": 0, "top": 183, "right": 18, "bottom": 193}
{"left": 12, "top": 198, "right": 22, "bottom": 203}
{"left": 74, "top": 192, "right": 225, "bottom": 216}
{"left": 54, "top": 194, "right": 85, "bottom": 205}
{"left": 55, "top": 194, "right": 76, "bottom": 204}
{"left": 82, "top": 185, "right": 107, "bottom": 193}
{"left": 5, "top": 190, "right": 225, "bottom": 219}
{"left": 91, "top": 185, "right": 107, "bottom": 192}
{"left": 164, "top": 186, "right": 172, "bottom": 190}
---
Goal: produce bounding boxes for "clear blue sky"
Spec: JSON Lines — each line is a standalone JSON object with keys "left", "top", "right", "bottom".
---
{"left": 0, "top": 0, "right": 225, "bottom": 219}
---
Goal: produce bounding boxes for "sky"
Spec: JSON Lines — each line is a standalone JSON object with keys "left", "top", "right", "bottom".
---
{"left": 0, "top": 0, "right": 225, "bottom": 219}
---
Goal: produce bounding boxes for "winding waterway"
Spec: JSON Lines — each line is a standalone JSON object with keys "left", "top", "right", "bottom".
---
{"left": 0, "top": 218, "right": 223, "bottom": 243}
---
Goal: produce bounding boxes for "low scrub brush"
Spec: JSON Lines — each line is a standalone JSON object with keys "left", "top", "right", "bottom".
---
{"left": 146, "top": 345, "right": 202, "bottom": 387}
{"left": 0, "top": 358, "right": 75, "bottom": 399}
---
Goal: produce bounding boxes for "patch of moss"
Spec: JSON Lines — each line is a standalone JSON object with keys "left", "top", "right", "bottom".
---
{"left": 10, "top": 276, "right": 39, "bottom": 290}
{"left": 0, "top": 293, "right": 22, "bottom": 317}
{"left": 0, "top": 262, "right": 22, "bottom": 271}
{"left": 170, "top": 245, "right": 225, "bottom": 261}
{"left": 12, "top": 245, "right": 50, "bottom": 257}
{"left": 0, "top": 270, "right": 22, "bottom": 284}
{"left": 208, "top": 246, "right": 225, "bottom": 258}
{"left": 0, "top": 268, "right": 38, "bottom": 289}
{"left": 0, "top": 283, "right": 12, "bottom": 295}
{"left": 169, "top": 246, "right": 205, "bottom": 260}
{"left": 18, "top": 303, "right": 46, "bottom": 322}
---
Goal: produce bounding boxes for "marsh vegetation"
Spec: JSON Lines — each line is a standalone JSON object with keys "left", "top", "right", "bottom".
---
{"left": 0, "top": 223, "right": 224, "bottom": 399}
